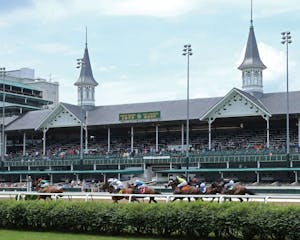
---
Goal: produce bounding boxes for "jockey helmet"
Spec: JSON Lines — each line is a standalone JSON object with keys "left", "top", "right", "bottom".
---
{"left": 169, "top": 176, "right": 175, "bottom": 181}
{"left": 200, "top": 183, "right": 205, "bottom": 188}
{"left": 107, "top": 178, "right": 114, "bottom": 184}
{"left": 229, "top": 180, "right": 234, "bottom": 185}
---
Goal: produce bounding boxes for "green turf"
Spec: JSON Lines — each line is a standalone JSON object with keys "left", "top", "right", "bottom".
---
{"left": 0, "top": 230, "right": 163, "bottom": 240}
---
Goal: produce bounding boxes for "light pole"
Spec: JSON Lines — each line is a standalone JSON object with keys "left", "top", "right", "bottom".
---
{"left": 76, "top": 59, "right": 84, "bottom": 166}
{"left": 281, "top": 32, "right": 292, "bottom": 163}
{"left": 0, "top": 67, "right": 5, "bottom": 163}
{"left": 182, "top": 44, "right": 192, "bottom": 179}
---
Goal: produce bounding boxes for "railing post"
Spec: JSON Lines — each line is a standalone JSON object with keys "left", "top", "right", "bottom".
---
{"left": 264, "top": 196, "right": 269, "bottom": 204}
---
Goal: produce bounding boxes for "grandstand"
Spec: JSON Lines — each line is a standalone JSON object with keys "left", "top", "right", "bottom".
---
{"left": 0, "top": 13, "right": 300, "bottom": 186}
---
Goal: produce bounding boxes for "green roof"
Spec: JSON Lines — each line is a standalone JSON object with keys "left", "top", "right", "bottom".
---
{"left": 158, "top": 167, "right": 300, "bottom": 173}
{"left": 0, "top": 169, "right": 144, "bottom": 175}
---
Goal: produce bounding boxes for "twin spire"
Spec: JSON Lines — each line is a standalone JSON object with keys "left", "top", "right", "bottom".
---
{"left": 238, "top": 0, "right": 266, "bottom": 98}
{"left": 74, "top": 27, "right": 98, "bottom": 109}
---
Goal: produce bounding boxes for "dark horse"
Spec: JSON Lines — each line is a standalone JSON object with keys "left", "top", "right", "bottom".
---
{"left": 33, "top": 178, "right": 64, "bottom": 200}
{"left": 213, "top": 181, "right": 255, "bottom": 202}
{"left": 129, "top": 184, "right": 161, "bottom": 203}
{"left": 106, "top": 184, "right": 140, "bottom": 203}
{"left": 167, "top": 179, "right": 201, "bottom": 202}
{"left": 102, "top": 182, "right": 160, "bottom": 203}
{"left": 167, "top": 179, "right": 221, "bottom": 202}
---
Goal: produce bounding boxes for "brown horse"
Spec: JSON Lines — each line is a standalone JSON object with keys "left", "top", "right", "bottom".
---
{"left": 107, "top": 184, "right": 140, "bottom": 203}
{"left": 33, "top": 179, "right": 64, "bottom": 200}
{"left": 130, "top": 184, "right": 161, "bottom": 203}
{"left": 214, "top": 182, "right": 255, "bottom": 202}
{"left": 198, "top": 184, "right": 221, "bottom": 202}
{"left": 167, "top": 179, "right": 201, "bottom": 202}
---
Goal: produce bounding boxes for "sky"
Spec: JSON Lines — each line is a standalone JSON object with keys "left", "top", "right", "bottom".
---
{"left": 0, "top": 0, "right": 300, "bottom": 106}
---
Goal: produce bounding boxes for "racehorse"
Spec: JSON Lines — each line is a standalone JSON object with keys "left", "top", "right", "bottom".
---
{"left": 130, "top": 184, "right": 161, "bottom": 203}
{"left": 167, "top": 179, "right": 201, "bottom": 202}
{"left": 213, "top": 181, "right": 255, "bottom": 202}
{"left": 106, "top": 184, "right": 140, "bottom": 203}
{"left": 33, "top": 178, "right": 64, "bottom": 200}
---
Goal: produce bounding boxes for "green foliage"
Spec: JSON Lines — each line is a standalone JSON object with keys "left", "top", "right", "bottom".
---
{"left": 0, "top": 200, "right": 299, "bottom": 239}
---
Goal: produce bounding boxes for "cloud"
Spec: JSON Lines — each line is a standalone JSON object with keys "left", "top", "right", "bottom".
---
{"left": 0, "top": 0, "right": 201, "bottom": 26}
{"left": 258, "top": 42, "right": 285, "bottom": 84}
{"left": 102, "top": 0, "right": 199, "bottom": 18}
{"left": 0, "top": 0, "right": 299, "bottom": 26}
{"left": 33, "top": 43, "right": 77, "bottom": 55}
{"left": 98, "top": 65, "right": 117, "bottom": 72}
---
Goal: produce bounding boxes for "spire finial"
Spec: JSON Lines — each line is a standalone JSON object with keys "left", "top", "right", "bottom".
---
{"left": 250, "top": 0, "right": 253, "bottom": 26}
{"left": 85, "top": 26, "right": 88, "bottom": 48}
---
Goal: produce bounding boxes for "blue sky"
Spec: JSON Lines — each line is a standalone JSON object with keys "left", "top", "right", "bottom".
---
{"left": 0, "top": 0, "right": 299, "bottom": 106}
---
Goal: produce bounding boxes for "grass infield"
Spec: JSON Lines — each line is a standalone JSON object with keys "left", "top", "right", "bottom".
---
{"left": 0, "top": 230, "right": 164, "bottom": 240}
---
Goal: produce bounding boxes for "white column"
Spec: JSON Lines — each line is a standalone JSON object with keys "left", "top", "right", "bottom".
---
{"left": 42, "top": 128, "right": 48, "bottom": 156}
{"left": 107, "top": 127, "right": 111, "bottom": 153}
{"left": 266, "top": 117, "right": 270, "bottom": 148}
{"left": 23, "top": 132, "right": 26, "bottom": 156}
{"left": 208, "top": 120, "right": 212, "bottom": 150}
{"left": 26, "top": 175, "right": 32, "bottom": 192}
{"left": 85, "top": 126, "right": 88, "bottom": 153}
{"left": 131, "top": 126, "right": 134, "bottom": 153}
{"left": 298, "top": 118, "right": 300, "bottom": 148}
{"left": 4, "top": 133, "right": 7, "bottom": 155}
{"left": 181, "top": 123, "right": 184, "bottom": 153}
{"left": 155, "top": 124, "right": 159, "bottom": 152}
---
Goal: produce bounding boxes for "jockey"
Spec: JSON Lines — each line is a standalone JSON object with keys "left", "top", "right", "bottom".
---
{"left": 224, "top": 179, "right": 234, "bottom": 192}
{"left": 38, "top": 179, "right": 49, "bottom": 192}
{"left": 190, "top": 176, "right": 200, "bottom": 187}
{"left": 135, "top": 179, "right": 147, "bottom": 193}
{"left": 108, "top": 177, "right": 124, "bottom": 192}
{"left": 199, "top": 182, "right": 206, "bottom": 194}
{"left": 176, "top": 175, "right": 188, "bottom": 189}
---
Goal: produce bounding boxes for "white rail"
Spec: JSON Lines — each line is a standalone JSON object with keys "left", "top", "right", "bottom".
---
{"left": 0, "top": 191, "right": 300, "bottom": 203}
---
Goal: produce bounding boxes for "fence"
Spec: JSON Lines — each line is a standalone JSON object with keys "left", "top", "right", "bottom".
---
{"left": 1, "top": 191, "right": 300, "bottom": 204}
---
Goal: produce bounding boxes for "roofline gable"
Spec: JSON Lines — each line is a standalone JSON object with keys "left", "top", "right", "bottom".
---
{"left": 200, "top": 88, "right": 271, "bottom": 121}
{"left": 34, "top": 103, "right": 81, "bottom": 130}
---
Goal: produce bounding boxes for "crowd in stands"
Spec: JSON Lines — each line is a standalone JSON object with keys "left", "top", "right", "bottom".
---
{"left": 4, "top": 127, "right": 300, "bottom": 161}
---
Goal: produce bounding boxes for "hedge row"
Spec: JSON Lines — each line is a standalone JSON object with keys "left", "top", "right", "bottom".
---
{"left": 0, "top": 200, "right": 299, "bottom": 240}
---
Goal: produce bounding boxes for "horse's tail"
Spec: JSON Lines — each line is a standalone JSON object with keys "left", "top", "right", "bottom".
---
{"left": 244, "top": 188, "right": 255, "bottom": 195}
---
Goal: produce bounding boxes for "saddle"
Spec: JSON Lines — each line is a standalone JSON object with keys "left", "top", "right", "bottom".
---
{"left": 181, "top": 185, "right": 189, "bottom": 192}
{"left": 118, "top": 189, "right": 123, "bottom": 194}
{"left": 140, "top": 186, "right": 148, "bottom": 194}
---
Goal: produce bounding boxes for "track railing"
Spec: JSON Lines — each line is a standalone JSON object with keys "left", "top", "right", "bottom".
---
{"left": 0, "top": 191, "right": 300, "bottom": 203}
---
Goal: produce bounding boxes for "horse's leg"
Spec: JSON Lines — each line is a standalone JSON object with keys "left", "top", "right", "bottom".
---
{"left": 172, "top": 197, "right": 179, "bottom": 202}
{"left": 149, "top": 197, "right": 157, "bottom": 203}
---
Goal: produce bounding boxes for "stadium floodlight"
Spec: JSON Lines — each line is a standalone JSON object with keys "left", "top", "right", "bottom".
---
{"left": 281, "top": 31, "right": 292, "bottom": 164}
{"left": 0, "top": 67, "right": 5, "bottom": 163}
{"left": 76, "top": 59, "right": 85, "bottom": 166}
{"left": 182, "top": 44, "right": 192, "bottom": 179}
